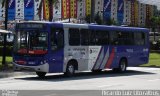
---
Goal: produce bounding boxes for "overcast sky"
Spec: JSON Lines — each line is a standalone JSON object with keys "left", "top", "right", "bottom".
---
{"left": 138, "top": 0, "right": 160, "bottom": 10}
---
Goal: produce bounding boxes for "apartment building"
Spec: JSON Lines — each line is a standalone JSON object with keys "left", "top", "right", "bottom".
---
{"left": 77, "top": 0, "right": 86, "bottom": 19}
{"left": 111, "top": 0, "right": 118, "bottom": 22}
{"left": 0, "top": 1, "right": 5, "bottom": 21}
{"left": 138, "top": 2, "right": 146, "bottom": 27}
{"left": 123, "top": 0, "right": 131, "bottom": 25}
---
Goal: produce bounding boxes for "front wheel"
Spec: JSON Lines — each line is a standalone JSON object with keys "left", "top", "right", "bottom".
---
{"left": 36, "top": 72, "right": 46, "bottom": 78}
{"left": 64, "top": 64, "right": 75, "bottom": 77}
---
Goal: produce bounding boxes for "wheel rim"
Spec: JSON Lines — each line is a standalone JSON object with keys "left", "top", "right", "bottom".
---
{"left": 68, "top": 65, "right": 74, "bottom": 74}
{"left": 120, "top": 61, "right": 126, "bottom": 71}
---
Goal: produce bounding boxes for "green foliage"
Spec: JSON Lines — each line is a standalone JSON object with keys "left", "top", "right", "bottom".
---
{"left": 104, "top": 18, "right": 117, "bottom": 25}
{"left": 94, "top": 12, "right": 102, "bottom": 25}
{"left": 149, "top": 16, "right": 160, "bottom": 29}
{"left": 141, "top": 52, "right": 160, "bottom": 67}
{"left": 85, "top": 15, "right": 91, "bottom": 23}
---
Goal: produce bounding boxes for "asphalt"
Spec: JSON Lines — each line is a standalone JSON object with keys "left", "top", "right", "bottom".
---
{"left": 0, "top": 70, "right": 35, "bottom": 78}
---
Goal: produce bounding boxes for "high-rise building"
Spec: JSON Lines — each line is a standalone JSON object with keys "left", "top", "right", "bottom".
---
{"left": 16, "top": 0, "right": 24, "bottom": 20}
{"left": 131, "top": 0, "right": 138, "bottom": 26}
{"left": 111, "top": 0, "right": 118, "bottom": 22}
{"left": 93, "top": 0, "right": 104, "bottom": 19}
{"left": 34, "top": 0, "right": 41, "bottom": 20}
{"left": 103, "top": 0, "right": 111, "bottom": 21}
{"left": 0, "top": 0, "right": 5, "bottom": 21}
{"left": 52, "top": 0, "right": 62, "bottom": 21}
{"left": 146, "top": 4, "right": 154, "bottom": 27}
{"left": 77, "top": 0, "right": 86, "bottom": 19}
{"left": 123, "top": 0, "right": 131, "bottom": 25}
{"left": 138, "top": 2, "right": 146, "bottom": 27}
{"left": 117, "top": 0, "right": 124, "bottom": 25}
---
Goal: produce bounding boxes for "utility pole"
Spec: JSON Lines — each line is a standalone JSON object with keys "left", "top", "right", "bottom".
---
{"left": 2, "top": 0, "right": 9, "bottom": 70}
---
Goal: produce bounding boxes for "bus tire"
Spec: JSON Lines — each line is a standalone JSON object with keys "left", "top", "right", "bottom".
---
{"left": 36, "top": 72, "right": 46, "bottom": 78}
{"left": 118, "top": 59, "right": 127, "bottom": 72}
{"left": 64, "top": 63, "right": 75, "bottom": 77}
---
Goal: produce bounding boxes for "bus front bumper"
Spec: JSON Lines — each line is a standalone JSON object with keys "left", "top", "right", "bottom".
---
{"left": 13, "top": 62, "right": 49, "bottom": 73}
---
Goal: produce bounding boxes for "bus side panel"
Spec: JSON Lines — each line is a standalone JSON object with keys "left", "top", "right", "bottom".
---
{"left": 64, "top": 46, "right": 89, "bottom": 71}
{"left": 90, "top": 46, "right": 119, "bottom": 70}
{"left": 47, "top": 49, "right": 64, "bottom": 73}
{"left": 129, "top": 46, "right": 149, "bottom": 66}
{"left": 104, "top": 46, "right": 120, "bottom": 69}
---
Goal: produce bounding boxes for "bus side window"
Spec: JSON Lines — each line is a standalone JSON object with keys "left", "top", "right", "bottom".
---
{"left": 134, "top": 32, "right": 146, "bottom": 46}
{"left": 69, "top": 28, "right": 80, "bottom": 46}
{"left": 95, "top": 30, "right": 109, "bottom": 45}
{"left": 110, "top": 31, "right": 118, "bottom": 45}
{"left": 51, "top": 28, "right": 64, "bottom": 51}
{"left": 80, "top": 29, "right": 89, "bottom": 45}
{"left": 89, "top": 30, "right": 95, "bottom": 45}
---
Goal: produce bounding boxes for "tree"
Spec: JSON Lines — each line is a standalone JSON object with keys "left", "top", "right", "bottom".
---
{"left": 149, "top": 16, "right": 158, "bottom": 31}
{"left": 104, "top": 18, "right": 117, "bottom": 25}
{"left": 85, "top": 15, "right": 91, "bottom": 23}
{"left": 94, "top": 12, "right": 102, "bottom": 25}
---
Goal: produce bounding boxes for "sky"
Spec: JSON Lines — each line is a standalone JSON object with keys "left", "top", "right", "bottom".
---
{"left": 138, "top": 0, "right": 160, "bottom": 10}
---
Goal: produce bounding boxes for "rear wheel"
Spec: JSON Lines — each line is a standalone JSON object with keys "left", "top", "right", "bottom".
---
{"left": 36, "top": 72, "right": 46, "bottom": 78}
{"left": 64, "top": 63, "right": 75, "bottom": 77}
{"left": 119, "top": 59, "right": 127, "bottom": 72}
{"left": 113, "top": 59, "right": 127, "bottom": 72}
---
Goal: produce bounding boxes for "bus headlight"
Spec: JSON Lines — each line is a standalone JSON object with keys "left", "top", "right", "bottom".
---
{"left": 40, "top": 61, "right": 44, "bottom": 65}
{"left": 40, "top": 60, "right": 47, "bottom": 65}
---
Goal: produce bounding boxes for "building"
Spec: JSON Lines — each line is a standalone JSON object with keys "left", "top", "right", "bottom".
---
{"left": 111, "top": 0, "right": 118, "bottom": 22}
{"left": 0, "top": 0, "right": 5, "bottom": 21}
{"left": 77, "top": 0, "right": 86, "bottom": 19}
{"left": 93, "top": 0, "right": 104, "bottom": 19}
{"left": 34, "top": 0, "right": 41, "bottom": 20}
{"left": 117, "top": 0, "right": 124, "bottom": 25}
{"left": 103, "top": 0, "right": 111, "bottom": 21}
{"left": 123, "top": 0, "right": 131, "bottom": 25}
{"left": 146, "top": 4, "right": 154, "bottom": 27}
{"left": 138, "top": 2, "right": 146, "bottom": 27}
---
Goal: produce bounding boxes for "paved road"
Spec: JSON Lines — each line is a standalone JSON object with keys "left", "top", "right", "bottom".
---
{"left": 0, "top": 67, "right": 160, "bottom": 90}
{"left": 0, "top": 67, "right": 160, "bottom": 96}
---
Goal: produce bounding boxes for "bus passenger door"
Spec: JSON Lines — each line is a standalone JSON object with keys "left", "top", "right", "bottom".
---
{"left": 49, "top": 28, "right": 64, "bottom": 73}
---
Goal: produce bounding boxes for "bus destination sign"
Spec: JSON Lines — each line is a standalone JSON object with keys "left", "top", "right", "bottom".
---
{"left": 17, "top": 23, "right": 44, "bottom": 29}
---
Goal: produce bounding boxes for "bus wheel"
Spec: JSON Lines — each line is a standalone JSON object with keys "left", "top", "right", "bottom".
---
{"left": 118, "top": 59, "right": 127, "bottom": 72}
{"left": 65, "top": 63, "right": 75, "bottom": 77}
{"left": 36, "top": 72, "right": 46, "bottom": 78}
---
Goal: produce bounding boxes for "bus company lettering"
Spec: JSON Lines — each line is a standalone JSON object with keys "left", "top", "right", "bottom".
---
{"left": 126, "top": 49, "right": 134, "bottom": 53}
{"left": 73, "top": 48, "right": 85, "bottom": 51}
{"left": 90, "top": 48, "right": 99, "bottom": 54}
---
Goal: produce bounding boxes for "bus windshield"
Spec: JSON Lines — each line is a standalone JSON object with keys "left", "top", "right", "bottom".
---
{"left": 14, "top": 30, "right": 48, "bottom": 55}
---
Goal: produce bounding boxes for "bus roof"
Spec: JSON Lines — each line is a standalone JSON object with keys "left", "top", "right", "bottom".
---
{"left": 17, "top": 21, "right": 149, "bottom": 32}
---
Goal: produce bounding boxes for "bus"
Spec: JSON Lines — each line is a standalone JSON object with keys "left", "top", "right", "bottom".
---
{"left": 13, "top": 21, "right": 150, "bottom": 77}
